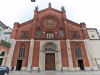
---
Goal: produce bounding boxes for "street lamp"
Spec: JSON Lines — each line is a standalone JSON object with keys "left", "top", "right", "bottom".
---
{"left": 31, "top": 0, "right": 35, "bottom": 2}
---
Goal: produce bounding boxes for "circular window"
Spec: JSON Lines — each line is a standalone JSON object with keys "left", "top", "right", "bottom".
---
{"left": 42, "top": 17, "right": 58, "bottom": 28}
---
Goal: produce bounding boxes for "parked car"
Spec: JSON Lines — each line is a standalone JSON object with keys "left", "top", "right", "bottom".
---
{"left": 0, "top": 66, "right": 9, "bottom": 75}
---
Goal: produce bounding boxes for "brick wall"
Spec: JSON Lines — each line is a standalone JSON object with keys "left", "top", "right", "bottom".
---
{"left": 70, "top": 41, "right": 90, "bottom": 67}
{"left": 11, "top": 41, "right": 30, "bottom": 67}
{"left": 60, "top": 41, "right": 69, "bottom": 67}
{"left": 32, "top": 41, "right": 40, "bottom": 67}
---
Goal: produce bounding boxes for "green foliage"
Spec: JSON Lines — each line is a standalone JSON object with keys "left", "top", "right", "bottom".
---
{"left": 0, "top": 40, "right": 11, "bottom": 47}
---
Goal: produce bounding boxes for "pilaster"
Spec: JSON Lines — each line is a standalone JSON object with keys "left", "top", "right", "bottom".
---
{"left": 6, "top": 39, "right": 16, "bottom": 69}
{"left": 66, "top": 39, "right": 74, "bottom": 70}
{"left": 27, "top": 39, "right": 34, "bottom": 71}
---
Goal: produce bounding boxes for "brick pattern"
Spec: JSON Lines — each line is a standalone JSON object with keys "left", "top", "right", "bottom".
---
{"left": 32, "top": 41, "right": 40, "bottom": 67}
{"left": 70, "top": 41, "right": 90, "bottom": 67}
{"left": 10, "top": 6, "right": 90, "bottom": 69}
{"left": 0, "top": 45, "right": 10, "bottom": 66}
{"left": 11, "top": 41, "right": 30, "bottom": 67}
{"left": 60, "top": 41, "right": 69, "bottom": 67}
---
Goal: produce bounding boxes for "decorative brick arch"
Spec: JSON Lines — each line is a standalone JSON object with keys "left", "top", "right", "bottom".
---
{"left": 0, "top": 49, "right": 7, "bottom": 57}
{"left": 0, "top": 49, "right": 7, "bottom": 66}
{"left": 41, "top": 41, "right": 59, "bottom": 52}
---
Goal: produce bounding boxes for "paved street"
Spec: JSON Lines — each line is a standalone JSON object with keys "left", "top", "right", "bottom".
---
{"left": 8, "top": 71, "right": 100, "bottom": 75}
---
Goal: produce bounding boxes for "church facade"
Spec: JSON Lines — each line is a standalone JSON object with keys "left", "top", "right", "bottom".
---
{"left": 6, "top": 4, "right": 99, "bottom": 71}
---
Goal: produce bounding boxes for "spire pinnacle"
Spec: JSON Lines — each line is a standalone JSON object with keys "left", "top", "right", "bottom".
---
{"left": 61, "top": 6, "right": 65, "bottom": 11}
{"left": 35, "top": 6, "right": 38, "bottom": 11}
{"left": 49, "top": 2, "right": 51, "bottom": 8}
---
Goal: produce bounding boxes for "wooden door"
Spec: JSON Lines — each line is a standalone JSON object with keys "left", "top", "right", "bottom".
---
{"left": 45, "top": 53, "right": 55, "bottom": 70}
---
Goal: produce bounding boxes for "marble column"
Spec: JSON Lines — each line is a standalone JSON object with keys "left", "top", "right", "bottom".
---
{"left": 66, "top": 39, "right": 74, "bottom": 70}
{"left": 27, "top": 39, "right": 34, "bottom": 71}
{"left": 6, "top": 39, "right": 16, "bottom": 69}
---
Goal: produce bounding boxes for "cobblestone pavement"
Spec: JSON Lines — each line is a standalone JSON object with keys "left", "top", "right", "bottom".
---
{"left": 8, "top": 71, "right": 100, "bottom": 75}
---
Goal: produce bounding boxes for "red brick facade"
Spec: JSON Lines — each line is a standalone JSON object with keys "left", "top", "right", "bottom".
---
{"left": 9, "top": 4, "right": 90, "bottom": 70}
{"left": 32, "top": 41, "right": 40, "bottom": 67}
{"left": 11, "top": 41, "right": 30, "bottom": 67}
{"left": 60, "top": 41, "right": 69, "bottom": 67}
{"left": 70, "top": 41, "right": 89, "bottom": 67}
{"left": 0, "top": 45, "right": 10, "bottom": 66}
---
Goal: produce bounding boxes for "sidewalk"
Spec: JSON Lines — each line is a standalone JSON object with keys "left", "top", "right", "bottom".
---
{"left": 9, "top": 70, "right": 100, "bottom": 75}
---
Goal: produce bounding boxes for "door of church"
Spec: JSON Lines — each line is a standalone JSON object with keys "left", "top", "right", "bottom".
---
{"left": 78, "top": 60, "right": 85, "bottom": 70}
{"left": 16, "top": 60, "right": 23, "bottom": 70}
{"left": 45, "top": 53, "right": 55, "bottom": 70}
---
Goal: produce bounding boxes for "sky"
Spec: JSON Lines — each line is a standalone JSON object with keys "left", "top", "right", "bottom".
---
{"left": 0, "top": 0, "right": 100, "bottom": 31}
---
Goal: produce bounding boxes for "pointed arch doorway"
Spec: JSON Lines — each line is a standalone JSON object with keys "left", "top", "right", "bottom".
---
{"left": 41, "top": 42, "right": 58, "bottom": 70}
{"left": 40, "top": 41, "right": 62, "bottom": 71}
{"left": 0, "top": 50, "right": 7, "bottom": 66}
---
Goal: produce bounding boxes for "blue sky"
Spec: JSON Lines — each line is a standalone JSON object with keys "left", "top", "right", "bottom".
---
{"left": 0, "top": 0, "right": 100, "bottom": 31}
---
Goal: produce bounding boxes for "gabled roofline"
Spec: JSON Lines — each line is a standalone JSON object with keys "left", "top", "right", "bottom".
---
{"left": 38, "top": 7, "right": 62, "bottom": 14}
{"left": 7, "top": 26, "right": 12, "bottom": 30}
{"left": 0, "top": 21, "right": 8, "bottom": 29}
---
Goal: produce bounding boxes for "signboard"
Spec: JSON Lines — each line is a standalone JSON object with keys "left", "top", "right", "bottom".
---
{"left": 31, "top": 0, "right": 35, "bottom": 2}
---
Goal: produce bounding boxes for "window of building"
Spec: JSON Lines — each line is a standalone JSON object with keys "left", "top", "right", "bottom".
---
{"left": 18, "top": 45, "right": 26, "bottom": 58}
{"left": 92, "top": 35, "right": 95, "bottom": 38}
{"left": 59, "top": 30, "right": 64, "bottom": 36}
{"left": 4, "top": 37, "right": 8, "bottom": 42}
{"left": 0, "top": 51, "right": 5, "bottom": 56}
{"left": 75, "top": 47, "right": 82, "bottom": 58}
{"left": 20, "top": 31, "right": 29, "bottom": 39}
{"left": 47, "top": 32, "right": 54, "bottom": 39}
{"left": 72, "top": 31, "right": 80, "bottom": 39}
{"left": 0, "top": 29, "right": 2, "bottom": 37}
{"left": 36, "top": 30, "right": 41, "bottom": 36}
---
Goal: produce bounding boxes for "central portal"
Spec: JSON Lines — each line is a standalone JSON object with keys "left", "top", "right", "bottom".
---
{"left": 45, "top": 53, "right": 55, "bottom": 70}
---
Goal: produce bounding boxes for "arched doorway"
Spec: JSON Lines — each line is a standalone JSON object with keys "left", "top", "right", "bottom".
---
{"left": 0, "top": 50, "right": 7, "bottom": 66}
{"left": 41, "top": 41, "right": 59, "bottom": 70}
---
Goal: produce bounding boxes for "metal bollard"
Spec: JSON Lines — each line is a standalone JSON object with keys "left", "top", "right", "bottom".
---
{"left": 38, "top": 67, "right": 40, "bottom": 72}
{"left": 30, "top": 66, "right": 32, "bottom": 72}
{"left": 61, "top": 67, "right": 63, "bottom": 72}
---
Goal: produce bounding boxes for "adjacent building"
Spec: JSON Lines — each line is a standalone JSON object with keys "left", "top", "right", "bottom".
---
{"left": 87, "top": 28, "right": 100, "bottom": 70}
{"left": 0, "top": 21, "right": 12, "bottom": 66}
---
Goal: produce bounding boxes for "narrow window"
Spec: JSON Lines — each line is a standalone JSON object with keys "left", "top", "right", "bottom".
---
{"left": 36, "top": 30, "right": 41, "bottom": 36}
{"left": 47, "top": 32, "right": 54, "bottom": 39}
{"left": 18, "top": 45, "right": 25, "bottom": 58}
{"left": 59, "top": 30, "right": 64, "bottom": 36}
{"left": 74, "top": 47, "right": 82, "bottom": 58}
{"left": 4, "top": 37, "right": 8, "bottom": 42}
